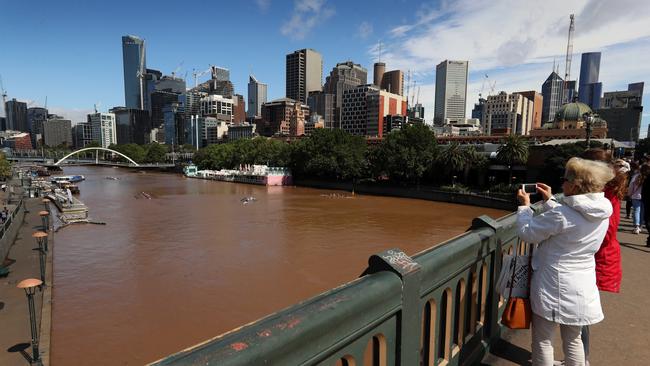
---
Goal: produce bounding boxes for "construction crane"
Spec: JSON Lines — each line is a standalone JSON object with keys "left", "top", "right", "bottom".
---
{"left": 478, "top": 74, "right": 489, "bottom": 98}
{"left": 563, "top": 14, "right": 575, "bottom": 103}
{"left": 405, "top": 70, "right": 411, "bottom": 106}
{"left": 171, "top": 61, "right": 184, "bottom": 79}
{"left": 0, "top": 74, "right": 8, "bottom": 110}
{"left": 192, "top": 66, "right": 213, "bottom": 88}
{"left": 416, "top": 86, "right": 421, "bottom": 105}
{"left": 410, "top": 80, "right": 417, "bottom": 106}
{"left": 478, "top": 74, "right": 497, "bottom": 98}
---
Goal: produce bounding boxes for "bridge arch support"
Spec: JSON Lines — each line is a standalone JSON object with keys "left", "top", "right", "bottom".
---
{"left": 55, "top": 147, "right": 140, "bottom": 166}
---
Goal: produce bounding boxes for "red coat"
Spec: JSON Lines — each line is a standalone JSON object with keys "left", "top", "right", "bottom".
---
{"left": 595, "top": 187, "right": 622, "bottom": 293}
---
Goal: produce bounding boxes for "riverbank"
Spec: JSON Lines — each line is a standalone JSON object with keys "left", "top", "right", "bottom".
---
{"left": 294, "top": 179, "right": 517, "bottom": 211}
{"left": 0, "top": 191, "right": 53, "bottom": 366}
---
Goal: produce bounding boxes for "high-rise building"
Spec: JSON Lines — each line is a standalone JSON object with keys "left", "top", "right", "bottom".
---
{"left": 150, "top": 75, "right": 185, "bottom": 130}
{"left": 87, "top": 112, "right": 117, "bottom": 148}
{"left": 211, "top": 66, "right": 230, "bottom": 82}
{"left": 247, "top": 75, "right": 268, "bottom": 119}
{"left": 471, "top": 98, "right": 487, "bottom": 125}
{"left": 143, "top": 68, "right": 163, "bottom": 112}
{"left": 483, "top": 91, "right": 534, "bottom": 136}
{"left": 200, "top": 94, "right": 234, "bottom": 123}
{"left": 517, "top": 91, "right": 543, "bottom": 129}
{"left": 341, "top": 84, "right": 407, "bottom": 138}
{"left": 434, "top": 60, "right": 468, "bottom": 125}
{"left": 5, "top": 99, "right": 28, "bottom": 132}
{"left": 381, "top": 70, "right": 404, "bottom": 96}
{"left": 597, "top": 82, "right": 644, "bottom": 142}
{"left": 122, "top": 35, "right": 146, "bottom": 109}
{"left": 564, "top": 80, "right": 577, "bottom": 104}
{"left": 0, "top": 117, "right": 5, "bottom": 131}
{"left": 27, "top": 107, "right": 48, "bottom": 146}
{"left": 323, "top": 61, "right": 368, "bottom": 128}
{"left": 259, "top": 98, "right": 310, "bottom": 137}
{"left": 233, "top": 94, "right": 246, "bottom": 125}
{"left": 307, "top": 91, "right": 335, "bottom": 129}
{"left": 373, "top": 62, "right": 386, "bottom": 87}
{"left": 541, "top": 71, "right": 564, "bottom": 124}
{"left": 43, "top": 117, "right": 73, "bottom": 147}
{"left": 578, "top": 52, "right": 602, "bottom": 109}
{"left": 110, "top": 107, "right": 151, "bottom": 144}
{"left": 73, "top": 122, "right": 94, "bottom": 149}
{"left": 286, "top": 49, "right": 323, "bottom": 104}
{"left": 163, "top": 102, "right": 185, "bottom": 145}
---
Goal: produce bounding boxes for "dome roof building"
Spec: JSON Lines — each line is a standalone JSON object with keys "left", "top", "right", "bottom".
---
{"left": 555, "top": 101, "right": 593, "bottom": 122}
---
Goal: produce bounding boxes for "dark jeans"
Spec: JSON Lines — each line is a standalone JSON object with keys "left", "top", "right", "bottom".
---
{"left": 626, "top": 198, "right": 632, "bottom": 217}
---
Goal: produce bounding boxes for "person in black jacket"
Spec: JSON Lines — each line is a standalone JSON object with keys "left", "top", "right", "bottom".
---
{"left": 641, "top": 164, "right": 650, "bottom": 247}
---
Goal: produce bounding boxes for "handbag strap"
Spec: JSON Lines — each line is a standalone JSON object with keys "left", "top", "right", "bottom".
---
{"left": 507, "top": 241, "right": 519, "bottom": 299}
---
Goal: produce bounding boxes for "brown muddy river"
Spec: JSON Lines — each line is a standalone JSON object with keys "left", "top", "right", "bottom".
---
{"left": 50, "top": 166, "right": 507, "bottom": 365}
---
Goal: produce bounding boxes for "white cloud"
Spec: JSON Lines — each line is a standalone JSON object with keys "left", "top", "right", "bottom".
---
{"left": 374, "top": 0, "right": 650, "bottom": 124}
{"left": 358, "top": 21, "right": 373, "bottom": 40}
{"left": 48, "top": 106, "right": 95, "bottom": 124}
{"left": 255, "top": 0, "right": 270, "bottom": 11}
{"left": 280, "top": 0, "right": 335, "bottom": 41}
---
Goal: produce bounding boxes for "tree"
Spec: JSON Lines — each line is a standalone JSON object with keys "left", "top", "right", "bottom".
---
{"left": 437, "top": 142, "right": 468, "bottom": 182}
{"left": 496, "top": 135, "right": 529, "bottom": 183}
{"left": 373, "top": 124, "right": 438, "bottom": 184}
{"left": 0, "top": 153, "right": 11, "bottom": 180}
{"left": 144, "top": 143, "right": 168, "bottom": 163}
{"left": 109, "top": 143, "right": 146, "bottom": 163}
{"left": 290, "top": 129, "right": 367, "bottom": 181}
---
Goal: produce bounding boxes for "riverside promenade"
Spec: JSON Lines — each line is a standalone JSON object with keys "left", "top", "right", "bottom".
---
{"left": 483, "top": 211, "right": 650, "bottom": 365}
{"left": 0, "top": 195, "right": 53, "bottom": 366}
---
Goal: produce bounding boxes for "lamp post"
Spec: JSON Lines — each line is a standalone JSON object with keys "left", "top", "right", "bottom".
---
{"left": 17, "top": 278, "right": 43, "bottom": 365}
{"left": 583, "top": 112, "right": 595, "bottom": 149}
{"left": 42, "top": 199, "right": 49, "bottom": 212}
{"left": 32, "top": 232, "right": 48, "bottom": 286}
{"left": 38, "top": 211, "right": 49, "bottom": 232}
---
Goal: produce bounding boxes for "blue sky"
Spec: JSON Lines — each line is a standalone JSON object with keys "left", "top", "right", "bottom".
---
{"left": 1, "top": 0, "right": 648, "bottom": 137}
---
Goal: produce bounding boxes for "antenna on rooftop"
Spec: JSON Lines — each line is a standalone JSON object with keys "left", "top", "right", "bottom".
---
{"left": 378, "top": 40, "right": 382, "bottom": 63}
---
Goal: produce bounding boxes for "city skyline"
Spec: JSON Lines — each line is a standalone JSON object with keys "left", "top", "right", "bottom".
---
{"left": 0, "top": 0, "right": 648, "bottom": 136}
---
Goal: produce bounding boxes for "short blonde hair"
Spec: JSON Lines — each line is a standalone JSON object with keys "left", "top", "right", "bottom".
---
{"left": 565, "top": 157, "right": 615, "bottom": 194}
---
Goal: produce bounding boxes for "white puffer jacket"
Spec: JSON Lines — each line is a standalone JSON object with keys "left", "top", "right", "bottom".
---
{"left": 516, "top": 193, "right": 612, "bottom": 325}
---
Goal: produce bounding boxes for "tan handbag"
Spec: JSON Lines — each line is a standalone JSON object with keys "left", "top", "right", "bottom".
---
{"left": 501, "top": 245, "right": 532, "bottom": 329}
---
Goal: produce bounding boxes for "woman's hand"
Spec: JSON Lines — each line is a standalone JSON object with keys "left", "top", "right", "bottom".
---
{"left": 517, "top": 188, "right": 531, "bottom": 206}
{"left": 536, "top": 182, "right": 553, "bottom": 202}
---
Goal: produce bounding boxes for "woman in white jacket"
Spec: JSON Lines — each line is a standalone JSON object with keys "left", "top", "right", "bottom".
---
{"left": 516, "top": 157, "right": 614, "bottom": 366}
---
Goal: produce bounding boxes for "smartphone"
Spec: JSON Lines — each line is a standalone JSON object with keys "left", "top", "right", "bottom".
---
{"left": 521, "top": 184, "right": 537, "bottom": 194}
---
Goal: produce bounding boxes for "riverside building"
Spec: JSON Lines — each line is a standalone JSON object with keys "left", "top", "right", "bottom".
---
{"left": 434, "top": 60, "right": 468, "bottom": 125}
{"left": 286, "top": 49, "right": 323, "bottom": 104}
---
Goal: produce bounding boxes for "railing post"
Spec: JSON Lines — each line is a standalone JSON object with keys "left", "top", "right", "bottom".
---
{"left": 470, "top": 215, "right": 503, "bottom": 342}
{"left": 363, "top": 248, "right": 422, "bottom": 366}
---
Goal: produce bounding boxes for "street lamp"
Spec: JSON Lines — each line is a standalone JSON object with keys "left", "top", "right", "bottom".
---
{"left": 41, "top": 199, "right": 49, "bottom": 212}
{"left": 32, "top": 232, "right": 48, "bottom": 286}
{"left": 583, "top": 112, "right": 595, "bottom": 149}
{"left": 38, "top": 211, "right": 49, "bottom": 232}
{"left": 17, "top": 278, "right": 43, "bottom": 366}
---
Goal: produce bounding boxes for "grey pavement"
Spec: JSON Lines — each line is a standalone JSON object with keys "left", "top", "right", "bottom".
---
{"left": 0, "top": 198, "right": 52, "bottom": 366}
{"left": 483, "top": 210, "right": 650, "bottom": 365}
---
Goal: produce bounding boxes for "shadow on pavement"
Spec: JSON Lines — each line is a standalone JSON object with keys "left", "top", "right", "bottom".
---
{"left": 7, "top": 343, "right": 32, "bottom": 364}
{"left": 482, "top": 338, "right": 532, "bottom": 366}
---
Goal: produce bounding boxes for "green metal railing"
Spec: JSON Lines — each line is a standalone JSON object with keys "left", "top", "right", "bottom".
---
{"left": 150, "top": 209, "right": 529, "bottom": 366}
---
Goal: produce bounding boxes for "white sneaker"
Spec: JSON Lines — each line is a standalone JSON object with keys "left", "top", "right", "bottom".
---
{"left": 634, "top": 226, "right": 641, "bottom": 234}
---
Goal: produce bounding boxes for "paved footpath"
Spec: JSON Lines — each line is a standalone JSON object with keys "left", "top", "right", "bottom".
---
{"left": 483, "top": 211, "right": 650, "bottom": 365}
{"left": 0, "top": 198, "right": 53, "bottom": 366}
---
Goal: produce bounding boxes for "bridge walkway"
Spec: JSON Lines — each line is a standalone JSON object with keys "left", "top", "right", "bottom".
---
{"left": 482, "top": 210, "right": 650, "bottom": 365}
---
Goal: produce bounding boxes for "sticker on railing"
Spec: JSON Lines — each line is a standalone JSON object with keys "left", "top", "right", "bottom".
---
{"left": 381, "top": 249, "right": 419, "bottom": 273}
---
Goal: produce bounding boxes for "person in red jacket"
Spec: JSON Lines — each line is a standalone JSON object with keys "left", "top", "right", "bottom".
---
{"left": 580, "top": 149, "right": 627, "bottom": 364}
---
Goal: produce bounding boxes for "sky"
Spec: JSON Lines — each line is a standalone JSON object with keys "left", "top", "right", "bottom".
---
{"left": 0, "top": 0, "right": 648, "bottom": 137}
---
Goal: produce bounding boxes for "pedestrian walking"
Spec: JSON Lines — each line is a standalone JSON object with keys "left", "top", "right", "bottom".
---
{"left": 516, "top": 157, "right": 614, "bottom": 366}
{"left": 627, "top": 164, "right": 647, "bottom": 234}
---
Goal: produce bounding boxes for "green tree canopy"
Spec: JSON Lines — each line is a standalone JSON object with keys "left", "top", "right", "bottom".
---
{"left": 497, "top": 134, "right": 530, "bottom": 182}
{"left": 109, "top": 143, "right": 146, "bottom": 163}
{"left": 0, "top": 153, "right": 12, "bottom": 180}
{"left": 373, "top": 123, "right": 438, "bottom": 183}
{"left": 144, "top": 143, "right": 169, "bottom": 163}
{"left": 290, "top": 129, "right": 367, "bottom": 181}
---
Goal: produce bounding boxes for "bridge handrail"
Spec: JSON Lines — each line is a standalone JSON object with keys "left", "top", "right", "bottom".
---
{"left": 149, "top": 201, "right": 542, "bottom": 366}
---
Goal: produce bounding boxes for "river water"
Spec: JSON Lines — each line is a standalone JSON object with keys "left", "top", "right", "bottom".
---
{"left": 50, "top": 166, "right": 507, "bottom": 365}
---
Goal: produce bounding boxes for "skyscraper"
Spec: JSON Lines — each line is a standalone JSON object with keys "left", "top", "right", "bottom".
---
{"left": 27, "top": 107, "right": 48, "bottom": 145}
{"left": 434, "top": 60, "right": 468, "bottom": 125}
{"left": 381, "top": 70, "right": 404, "bottom": 96}
{"left": 5, "top": 99, "right": 28, "bottom": 132}
{"left": 286, "top": 49, "right": 323, "bottom": 104}
{"left": 541, "top": 71, "right": 564, "bottom": 124}
{"left": 323, "top": 61, "right": 368, "bottom": 128}
{"left": 88, "top": 112, "right": 117, "bottom": 148}
{"left": 578, "top": 52, "right": 602, "bottom": 109}
{"left": 247, "top": 75, "right": 268, "bottom": 119}
{"left": 597, "top": 82, "right": 644, "bottom": 142}
{"left": 43, "top": 117, "right": 73, "bottom": 147}
{"left": 122, "top": 35, "right": 146, "bottom": 109}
